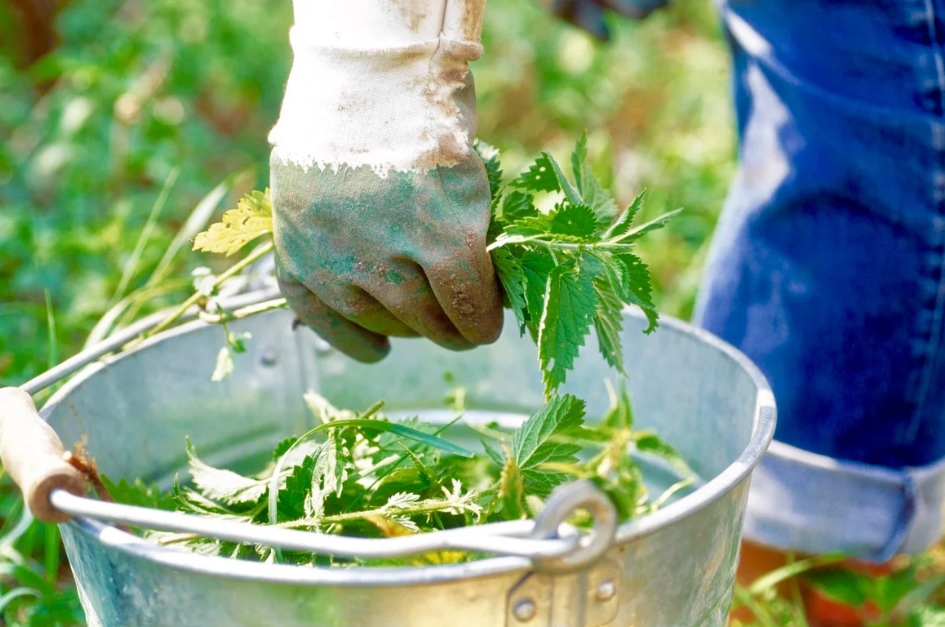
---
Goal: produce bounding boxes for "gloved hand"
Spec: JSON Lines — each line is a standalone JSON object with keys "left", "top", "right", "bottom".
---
{"left": 269, "top": 1, "right": 503, "bottom": 363}
{"left": 548, "top": 0, "right": 667, "bottom": 40}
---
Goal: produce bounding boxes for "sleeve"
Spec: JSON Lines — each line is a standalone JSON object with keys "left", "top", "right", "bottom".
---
{"left": 269, "top": 0, "right": 486, "bottom": 177}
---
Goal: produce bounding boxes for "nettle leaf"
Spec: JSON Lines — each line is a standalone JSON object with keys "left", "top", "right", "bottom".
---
{"left": 548, "top": 203, "right": 599, "bottom": 241}
{"left": 592, "top": 275, "right": 626, "bottom": 375}
{"left": 512, "top": 153, "right": 559, "bottom": 193}
{"left": 193, "top": 189, "right": 273, "bottom": 256}
{"left": 499, "top": 454, "right": 526, "bottom": 519}
{"left": 272, "top": 436, "right": 299, "bottom": 461}
{"left": 538, "top": 263, "right": 598, "bottom": 395}
{"left": 521, "top": 250, "right": 555, "bottom": 340}
{"left": 509, "top": 395, "right": 586, "bottom": 497}
{"left": 614, "top": 252, "right": 659, "bottom": 334}
{"left": 278, "top": 454, "right": 316, "bottom": 522}
{"left": 501, "top": 191, "right": 539, "bottom": 223}
{"left": 542, "top": 150, "right": 582, "bottom": 206}
{"left": 503, "top": 212, "right": 555, "bottom": 238}
{"left": 635, "top": 432, "right": 690, "bottom": 474}
{"left": 186, "top": 439, "right": 270, "bottom": 505}
{"left": 492, "top": 248, "right": 528, "bottom": 333}
{"left": 603, "top": 191, "right": 645, "bottom": 241}
{"left": 474, "top": 140, "right": 503, "bottom": 210}
{"left": 100, "top": 475, "right": 176, "bottom": 511}
{"left": 572, "top": 134, "right": 618, "bottom": 226}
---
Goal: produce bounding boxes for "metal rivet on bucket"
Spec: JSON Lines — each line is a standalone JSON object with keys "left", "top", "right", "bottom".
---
{"left": 512, "top": 599, "right": 537, "bottom": 622}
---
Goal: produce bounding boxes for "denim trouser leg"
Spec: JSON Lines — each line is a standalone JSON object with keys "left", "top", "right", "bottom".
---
{"left": 695, "top": 0, "right": 945, "bottom": 560}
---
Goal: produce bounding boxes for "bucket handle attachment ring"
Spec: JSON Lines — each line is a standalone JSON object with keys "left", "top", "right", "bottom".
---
{"left": 529, "top": 480, "right": 618, "bottom": 572}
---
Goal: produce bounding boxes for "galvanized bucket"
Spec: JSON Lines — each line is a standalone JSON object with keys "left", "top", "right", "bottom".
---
{"left": 23, "top": 297, "right": 774, "bottom": 626}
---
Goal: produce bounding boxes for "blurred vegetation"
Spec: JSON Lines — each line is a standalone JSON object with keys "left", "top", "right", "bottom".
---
{"left": 3, "top": 0, "right": 936, "bottom": 625}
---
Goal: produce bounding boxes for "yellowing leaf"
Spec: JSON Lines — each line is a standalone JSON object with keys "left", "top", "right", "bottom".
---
{"left": 193, "top": 189, "right": 273, "bottom": 256}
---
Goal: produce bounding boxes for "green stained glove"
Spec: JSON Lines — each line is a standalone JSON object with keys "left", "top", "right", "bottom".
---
{"left": 271, "top": 154, "right": 503, "bottom": 363}
{"left": 269, "top": 0, "right": 502, "bottom": 363}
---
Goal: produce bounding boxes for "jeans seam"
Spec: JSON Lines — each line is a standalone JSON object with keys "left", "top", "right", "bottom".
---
{"left": 906, "top": 0, "right": 945, "bottom": 442}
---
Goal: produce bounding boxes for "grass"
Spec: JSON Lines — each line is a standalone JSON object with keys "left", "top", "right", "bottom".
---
{"left": 0, "top": 0, "right": 939, "bottom": 624}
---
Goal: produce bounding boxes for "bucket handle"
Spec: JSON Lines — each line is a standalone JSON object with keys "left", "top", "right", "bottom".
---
{"left": 44, "top": 478, "right": 617, "bottom": 571}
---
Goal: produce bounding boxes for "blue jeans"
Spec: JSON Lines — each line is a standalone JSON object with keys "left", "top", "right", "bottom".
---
{"left": 695, "top": 0, "right": 945, "bottom": 560}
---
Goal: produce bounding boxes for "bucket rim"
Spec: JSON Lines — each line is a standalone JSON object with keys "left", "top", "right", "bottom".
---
{"left": 47, "top": 306, "right": 776, "bottom": 585}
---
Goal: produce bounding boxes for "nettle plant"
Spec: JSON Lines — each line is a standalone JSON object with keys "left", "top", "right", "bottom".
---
{"left": 104, "top": 137, "right": 688, "bottom": 566}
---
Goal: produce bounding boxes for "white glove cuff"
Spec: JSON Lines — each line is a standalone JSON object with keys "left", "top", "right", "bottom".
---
{"left": 270, "top": 1, "right": 485, "bottom": 177}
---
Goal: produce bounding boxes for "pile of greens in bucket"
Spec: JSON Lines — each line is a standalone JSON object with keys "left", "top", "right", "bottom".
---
{"left": 101, "top": 138, "right": 691, "bottom": 566}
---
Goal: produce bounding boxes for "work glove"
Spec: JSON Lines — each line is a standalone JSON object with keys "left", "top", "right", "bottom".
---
{"left": 548, "top": 0, "right": 666, "bottom": 40}
{"left": 269, "top": 1, "right": 503, "bottom": 363}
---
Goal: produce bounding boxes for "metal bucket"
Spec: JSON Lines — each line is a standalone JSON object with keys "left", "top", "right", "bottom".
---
{"left": 39, "top": 303, "right": 775, "bottom": 627}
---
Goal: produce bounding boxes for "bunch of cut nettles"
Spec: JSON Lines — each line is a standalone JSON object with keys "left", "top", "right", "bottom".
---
{"left": 105, "top": 137, "right": 686, "bottom": 566}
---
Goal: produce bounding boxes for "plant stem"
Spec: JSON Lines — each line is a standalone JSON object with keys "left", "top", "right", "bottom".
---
{"left": 129, "top": 241, "right": 274, "bottom": 346}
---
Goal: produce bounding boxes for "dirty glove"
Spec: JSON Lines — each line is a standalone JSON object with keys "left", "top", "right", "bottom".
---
{"left": 269, "top": 0, "right": 503, "bottom": 363}
{"left": 548, "top": 0, "right": 666, "bottom": 40}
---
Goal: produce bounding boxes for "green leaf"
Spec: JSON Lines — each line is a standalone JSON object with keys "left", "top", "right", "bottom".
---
{"left": 272, "top": 436, "right": 299, "bottom": 461}
{"left": 492, "top": 248, "right": 528, "bottom": 333}
{"left": 474, "top": 141, "right": 503, "bottom": 209}
{"left": 186, "top": 438, "right": 270, "bottom": 505}
{"left": 512, "top": 153, "right": 559, "bottom": 193}
{"left": 603, "top": 191, "right": 645, "bottom": 241}
{"left": 542, "top": 150, "right": 582, "bottom": 206}
{"left": 510, "top": 395, "right": 586, "bottom": 496}
{"left": 635, "top": 432, "right": 689, "bottom": 474}
{"left": 100, "top": 475, "right": 176, "bottom": 511}
{"left": 803, "top": 569, "right": 871, "bottom": 608}
{"left": 592, "top": 275, "right": 625, "bottom": 374}
{"left": 277, "top": 454, "right": 316, "bottom": 522}
{"left": 193, "top": 189, "right": 273, "bottom": 256}
{"left": 499, "top": 455, "right": 526, "bottom": 519}
{"left": 613, "top": 252, "right": 659, "bottom": 334}
{"left": 611, "top": 208, "right": 682, "bottom": 243}
{"left": 538, "top": 263, "right": 598, "bottom": 395}
{"left": 571, "top": 134, "right": 618, "bottom": 226}
{"left": 521, "top": 250, "right": 555, "bottom": 340}
{"left": 548, "top": 204, "right": 598, "bottom": 241}
{"left": 501, "top": 190, "right": 539, "bottom": 223}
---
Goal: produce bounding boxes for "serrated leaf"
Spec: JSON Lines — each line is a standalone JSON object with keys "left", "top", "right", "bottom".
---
{"left": 538, "top": 264, "right": 598, "bottom": 395}
{"left": 571, "top": 134, "right": 619, "bottom": 226}
{"left": 187, "top": 439, "right": 270, "bottom": 505}
{"left": 521, "top": 251, "right": 555, "bottom": 341}
{"left": 613, "top": 252, "right": 659, "bottom": 334}
{"left": 100, "top": 475, "right": 176, "bottom": 511}
{"left": 549, "top": 203, "right": 598, "bottom": 241}
{"left": 603, "top": 191, "right": 645, "bottom": 241}
{"left": 193, "top": 189, "right": 273, "bottom": 256}
{"left": 491, "top": 248, "right": 528, "bottom": 334}
{"left": 615, "top": 208, "right": 682, "bottom": 242}
{"left": 272, "top": 436, "right": 299, "bottom": 461}
{"left": 474, "top": 140, "right": 503, "bottom": 209}
{"left": 635, "top": 432, "right": 689, "bottom": 474}
{"left": 512, "top": 153, "right": 559, "bottom": 193}
{"left": 501, "top": 190, "right": 539, "bottom": 223}
{"left": 592, "top": 276, "right": 625, "bottom": 374}
{"left": 278, "top": 454, "right": 316, "bottom": 522}
{"left": 542, "top": 150, "right": 582, "bottom": 206}
{"left": 499, "top": 455, "right": 526, "bottom": 519}
{"left": 510, "top": 395, "right": 586, "bottom": 497}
